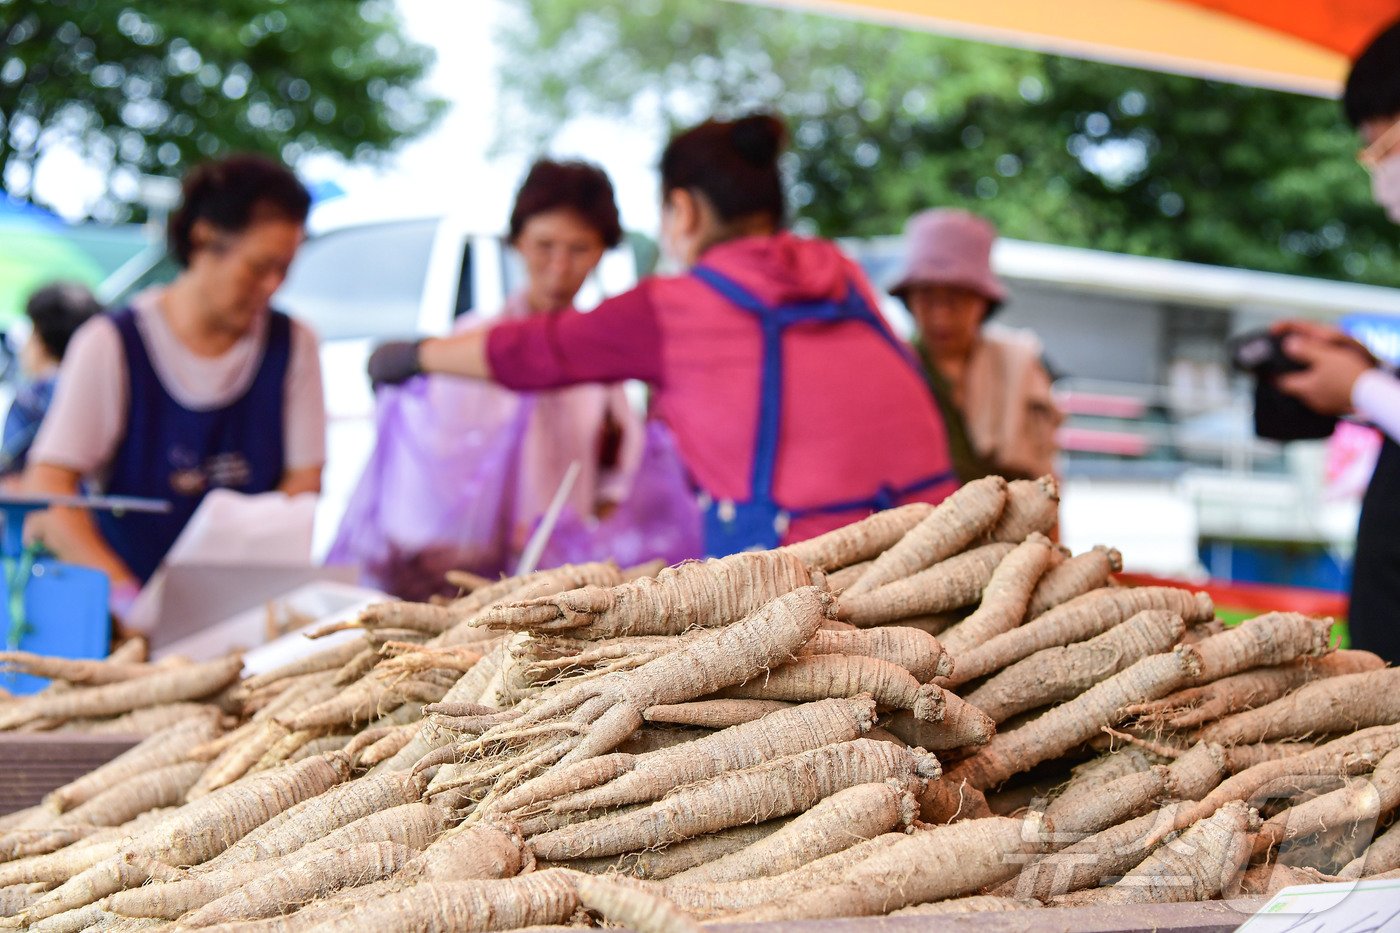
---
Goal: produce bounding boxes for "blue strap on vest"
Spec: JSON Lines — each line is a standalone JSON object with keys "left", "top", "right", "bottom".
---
{"left": 690, "top": 266, "right": 955, "bottom": 556}
{"left": 97, "top": 308, "right": 292, "bottom": 583}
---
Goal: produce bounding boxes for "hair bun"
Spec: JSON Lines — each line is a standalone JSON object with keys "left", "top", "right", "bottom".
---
{"left": 730, "top": 114, "right": 785, "bottom": 166}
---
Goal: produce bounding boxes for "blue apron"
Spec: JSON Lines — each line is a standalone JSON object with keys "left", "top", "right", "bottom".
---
{"left": 691, "top": 266, "right": 956, "bottom": 556}
{"left": 97, "top": 308, "right": 291, "bottom": 583}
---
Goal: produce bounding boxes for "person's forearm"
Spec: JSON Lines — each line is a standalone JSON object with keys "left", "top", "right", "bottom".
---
{"left": 598, "top": 415, "right": 646, "bottom": 504}
{"left": 1352, "top": 368, "right": 1400, "bottom": 443}
{"left": 21, "top": 465, "right": 138, "bottom": 586}
{"left": 278, "top": 465, "right": 323, "bottom": 497}
{"left": 41, "top": 510, "right": 136, "bottom": 582}
{"left": 419, "top": 329, "right": 491, "bottom": 379}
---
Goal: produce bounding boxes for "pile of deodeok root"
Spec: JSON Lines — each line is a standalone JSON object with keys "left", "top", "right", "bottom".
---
{"left": 0, "top": 474, "right": 1396, "bottom": 932}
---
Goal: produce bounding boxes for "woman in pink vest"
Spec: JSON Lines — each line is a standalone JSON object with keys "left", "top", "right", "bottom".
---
{"left": 370, "top": 113, "right": 957, "bottom": 553}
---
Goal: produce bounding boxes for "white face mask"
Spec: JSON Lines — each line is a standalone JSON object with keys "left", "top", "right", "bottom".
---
{"left": 1372, "top": 154, "right": 1400, "bottom": 224}
{"left": 655, "top": 223, "right": 685, "bottom": 276}
{"left": 656, "top": 203, "right": 687, "bottom": 275}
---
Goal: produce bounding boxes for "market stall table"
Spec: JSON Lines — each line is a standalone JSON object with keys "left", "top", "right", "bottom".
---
{"left": 720, "top": 900, "right": 1265, "bottom": 932}
{"left": 0, "top": 732, "right": 142, "bottom": 815}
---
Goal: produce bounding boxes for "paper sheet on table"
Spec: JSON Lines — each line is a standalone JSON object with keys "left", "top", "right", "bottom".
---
{"left": 126, "top": 490, "right": 317, "bottom": 634}
{"left": 1235, "top": 877, "right": 1400, "bottom": 931}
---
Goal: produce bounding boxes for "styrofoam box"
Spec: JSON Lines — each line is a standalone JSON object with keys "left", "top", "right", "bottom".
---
{"left": 154, "top": 581, "right": 389, "bottom": 675}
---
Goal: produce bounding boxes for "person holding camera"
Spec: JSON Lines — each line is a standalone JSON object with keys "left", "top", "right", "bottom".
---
{"left": 1268, "top": 318, "right": 1400, "bottom": 664}
{"left": 1268, "top": 21, "right": 1400, "bottom": 664}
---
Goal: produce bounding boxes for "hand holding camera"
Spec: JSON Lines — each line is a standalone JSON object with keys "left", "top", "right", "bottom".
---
{"left": 1269, "top": 322, "right": 1377, "bottom": 416}
{"left": 1230, "top": 322, "right": 1377, "bottom": 441}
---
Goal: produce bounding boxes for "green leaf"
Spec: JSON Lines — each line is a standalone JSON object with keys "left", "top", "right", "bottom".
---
{"left": 1, "top": 0, "right": 446, "bottom": 219}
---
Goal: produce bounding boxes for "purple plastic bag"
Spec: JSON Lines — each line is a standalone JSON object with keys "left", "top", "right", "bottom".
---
{"left": 327, "top": 376, "right": 532, "bottom": 600}
{"left": 328, "top": 379, "right": 702, "bottom": 600}
{"left": 537, "top": 420, "right": 703, "bottom": 570}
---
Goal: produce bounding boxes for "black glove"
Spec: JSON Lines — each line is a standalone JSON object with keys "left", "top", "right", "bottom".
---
{"left": 368, "top": 340, "right": 423, "bottom": 387}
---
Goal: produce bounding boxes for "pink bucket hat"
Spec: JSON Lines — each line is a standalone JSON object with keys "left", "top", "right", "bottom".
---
{"left": 889, "top": 208, "right": 1006, "bottom": 305}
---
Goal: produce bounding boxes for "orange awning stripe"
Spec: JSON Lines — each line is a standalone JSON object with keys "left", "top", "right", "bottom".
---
{"left": 1177, "top": 0, "right": 1399, "bottom": 58}
{"left": 741, "top": 0, "right": 1400, "bottom": 95}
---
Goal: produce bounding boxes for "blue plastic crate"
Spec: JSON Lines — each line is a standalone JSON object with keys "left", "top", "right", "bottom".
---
{"left": 0, "top": 558, "right": 110, "bottom": 696}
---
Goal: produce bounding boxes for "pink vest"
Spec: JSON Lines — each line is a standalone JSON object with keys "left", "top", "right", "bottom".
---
{"left": 646, "top": 233, "right": 957, "bottom": 544}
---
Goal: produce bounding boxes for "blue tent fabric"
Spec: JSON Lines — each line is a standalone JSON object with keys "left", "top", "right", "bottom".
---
{"left": 0, "top": 193, "right": 62, "bottom": 228}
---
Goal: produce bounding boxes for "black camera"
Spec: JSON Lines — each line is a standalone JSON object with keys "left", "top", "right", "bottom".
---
{"left": 1229, "top": 329, "right": 1337, "bottom": 441}
{"left": 1230, "top": 331, "right": 1307, "bottom": 378}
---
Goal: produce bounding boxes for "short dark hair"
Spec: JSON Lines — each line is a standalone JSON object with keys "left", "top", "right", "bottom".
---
{"left": 167, "top": 154, "right": 311, "bottom": 267}
{"left": 26, "top": 282, "right": 101, "bottom": 360}
{"left": 1345, "top": 17, "right": 1400, "bottom": 127}
{"left": 660, "top": 113, "right": 787, "bottom": 227}
{"left": 509, "top": 159, "right": 623, "bottom": 248}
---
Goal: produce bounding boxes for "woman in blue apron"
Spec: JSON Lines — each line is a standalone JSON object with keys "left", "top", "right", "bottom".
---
{"left": 24, "top": 154, "right": 325, "bottom": 621}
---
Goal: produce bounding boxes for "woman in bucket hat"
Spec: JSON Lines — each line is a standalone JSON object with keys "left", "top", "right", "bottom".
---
{"left": 891, "top": 208, "right": 1062, "bottom": 482}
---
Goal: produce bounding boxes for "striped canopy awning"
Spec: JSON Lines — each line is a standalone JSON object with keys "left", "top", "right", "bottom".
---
{"left": 743, "top": 0, "right": 1400, "bottom": 95}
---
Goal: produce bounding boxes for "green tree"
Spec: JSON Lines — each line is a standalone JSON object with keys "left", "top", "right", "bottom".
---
{"left": 0, "top": 0, "right": 444, "bottom": 220}
{"left": 496, "top": 0, "right": 1400, "bottom": 287}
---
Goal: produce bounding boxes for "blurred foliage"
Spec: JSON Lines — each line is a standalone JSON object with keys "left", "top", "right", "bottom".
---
{"left": 497, "top": 0, "right": 1400, "bottom": 287}
{"left": 0, "top": 0, "right": 444, "bottom": 221}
